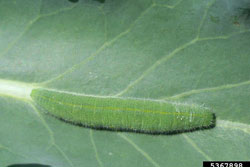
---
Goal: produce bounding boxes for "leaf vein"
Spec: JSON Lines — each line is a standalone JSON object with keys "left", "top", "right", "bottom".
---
{"left": 217, "top": 120, "right": 250, "bottom": 135}
{"left": 196, "top": 0, "right": 217, "bottom": 38}
{"left": 54, "top": 144, "right": 75, "bottom": 167}
{"left": 114, "top": 38, "right": 198, "bottom": 96}
{"left": 183, "top": 134, "right": 212, "bottom": 161}
{"left": 154, "top": 0, "right": 184, "bottom": 9}
{"left": 0, "top": 3, "right": 78, "bottom": 59}
{"left": 0, "top": 144, "right": 30, "bottom": 160}
{"left": 40, "top": 2, "right": 155, "bottom": 85}
{"left": 163, "top": 80, "right": 250, "bottom": 100}
{"left": 118, "top": 133, "right": 161, "bottom": 167}
{"left": 29, "top": 102, "right": 74, "bottom": 167}
{"left": 90, "top": 130, "right": 103, "bottom": 167}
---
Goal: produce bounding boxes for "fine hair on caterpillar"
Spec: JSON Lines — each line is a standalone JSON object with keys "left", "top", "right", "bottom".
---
{"left": 47, "top": 111, "right": 216, "bottom": 135}
{"left": 31, "top": 88, "right": 216, "bottom": 135}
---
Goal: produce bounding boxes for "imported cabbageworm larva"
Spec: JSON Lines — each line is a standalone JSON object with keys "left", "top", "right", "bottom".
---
{"left": 31, "top": 88, "right": 215, "bottom": 134}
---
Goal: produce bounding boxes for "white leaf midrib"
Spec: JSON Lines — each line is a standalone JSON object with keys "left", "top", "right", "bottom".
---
{"left": 0, "top": 79, "right": 34, "bottom": 100}
{"left": 1, "top": 79, "right": 250, "bottom": 133}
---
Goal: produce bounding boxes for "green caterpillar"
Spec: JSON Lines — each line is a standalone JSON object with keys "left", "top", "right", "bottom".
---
{"left": 31, "top": 88, "right": 215, "bottom": 134}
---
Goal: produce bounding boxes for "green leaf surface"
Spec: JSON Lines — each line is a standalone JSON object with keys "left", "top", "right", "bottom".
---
{"left": 0, "top": 0, "right": 250, "bottom": 166}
